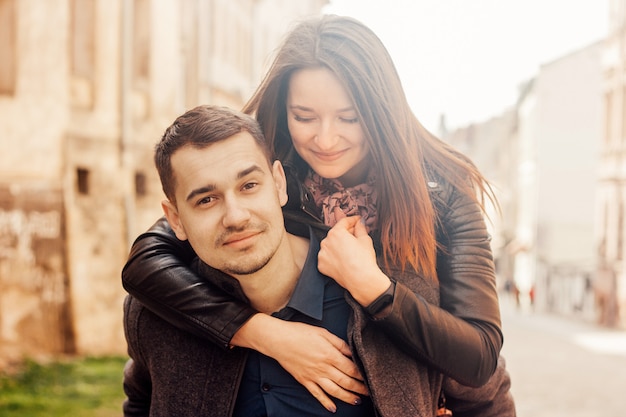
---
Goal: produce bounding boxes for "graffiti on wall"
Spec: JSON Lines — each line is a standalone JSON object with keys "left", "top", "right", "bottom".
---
{"left": 0, "top": 186, "right": 74, "bottom": 357}
{"left": 0, "top": 209, "right": 65, "bottom": 300}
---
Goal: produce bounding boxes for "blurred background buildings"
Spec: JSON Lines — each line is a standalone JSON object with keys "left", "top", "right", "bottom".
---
{"left": 0, "top": 0, "right": 327, "bottom": 365}
{"left": 443, "top": 0, "right": 625, "bottom": 329}
{"left": 444, "top": 40, "right": 605, "bottom": 320}
{"left": 0, "top": 0, "right": 625, "bottom": 366}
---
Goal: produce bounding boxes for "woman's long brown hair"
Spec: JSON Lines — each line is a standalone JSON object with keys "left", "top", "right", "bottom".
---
{"left": 243, "top": 15, "right": 495, "bottom": 280}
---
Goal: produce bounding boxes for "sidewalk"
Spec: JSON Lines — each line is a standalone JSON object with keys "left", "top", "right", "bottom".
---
{"left": 500, "top": 302, "right": 626, "bottom": 416}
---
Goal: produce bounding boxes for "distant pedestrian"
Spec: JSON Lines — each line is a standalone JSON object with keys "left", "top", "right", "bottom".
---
{"left": 594, "top": 262, "right": 619, "bottom": 327}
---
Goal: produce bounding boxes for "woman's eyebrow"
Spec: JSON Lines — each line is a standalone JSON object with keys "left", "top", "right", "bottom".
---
{"left": 288, "top": 104, "right": 354, "bottom": 113}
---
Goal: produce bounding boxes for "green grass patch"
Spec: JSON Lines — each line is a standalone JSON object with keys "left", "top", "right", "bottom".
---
{"left": 0, "top": 356, "right": 127, "bottom": 417}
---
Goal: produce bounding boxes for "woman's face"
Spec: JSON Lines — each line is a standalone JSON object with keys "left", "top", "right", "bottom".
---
{"left": 286, "top": 67, "right": 370, "bottom": 187}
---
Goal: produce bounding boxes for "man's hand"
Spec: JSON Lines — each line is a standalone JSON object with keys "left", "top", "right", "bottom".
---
{"left": 231, "top": 314, "right": 368, "bottom": 412}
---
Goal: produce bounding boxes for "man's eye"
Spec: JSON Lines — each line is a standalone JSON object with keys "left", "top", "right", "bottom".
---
{"left": 197, "top": 196, "right": 215, "bottom": 206}
{"left": 242, "top": 182, "right": 258, "bottom": 191}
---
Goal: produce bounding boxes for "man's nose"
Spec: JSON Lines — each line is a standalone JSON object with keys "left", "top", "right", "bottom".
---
{"left": 221, "top": 197, "right": 251, "bottom": 227}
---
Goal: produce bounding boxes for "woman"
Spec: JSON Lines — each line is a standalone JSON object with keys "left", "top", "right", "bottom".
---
{"left": 123, "top": 14, "right": 510, "bottom": 416}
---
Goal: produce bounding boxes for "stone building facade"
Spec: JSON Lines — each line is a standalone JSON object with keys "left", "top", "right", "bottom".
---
{"left": 0, "top": 0, "right": 326, "bottom": 365}
{"left": 597, "top": 0, "right": 626, "bottom": 327}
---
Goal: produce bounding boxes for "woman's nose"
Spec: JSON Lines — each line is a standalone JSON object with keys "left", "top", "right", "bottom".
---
{"left": 314, "top": 121, "right": 339, "bottom": 150}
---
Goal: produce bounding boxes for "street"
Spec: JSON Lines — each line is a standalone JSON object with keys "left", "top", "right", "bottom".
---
{"left": 500, "top": 300, "right": 626, "bottom": 416}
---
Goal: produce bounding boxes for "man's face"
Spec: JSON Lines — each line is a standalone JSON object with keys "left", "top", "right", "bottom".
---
{"left": 162, "top": 131, "right": 288, "bottom": 276}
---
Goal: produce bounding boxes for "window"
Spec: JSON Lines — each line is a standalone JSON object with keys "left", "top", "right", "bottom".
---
{"left": 77, "top": 168, "right": 90, "bottom": 195}
{"left": 134, "top": 171, "right": 147, "bottom": 197}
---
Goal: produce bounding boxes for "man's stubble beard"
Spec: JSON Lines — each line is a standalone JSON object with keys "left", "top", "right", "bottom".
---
{"left": 218, "top": 223, "right": 283, "bottom": 276}
{"left": 221, "top": 250, "right": 274, "bottom": 275}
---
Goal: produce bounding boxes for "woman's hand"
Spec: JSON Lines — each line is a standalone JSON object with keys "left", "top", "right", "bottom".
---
{"left": 231, "top": 314, "right": 368, "bottom": 412}
{"left": 318, "top": 216, "right": 391, "bottom": 307}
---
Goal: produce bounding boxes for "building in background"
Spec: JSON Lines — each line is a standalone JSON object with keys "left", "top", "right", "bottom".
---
{"left": 0, "top": 0, "right": 326, "bottom": 365}
{"left": 597, "top": 0, "right": 626, "bottom": 327}
{"left": 521, "top": 41, "right": 604, "bottom": 317}
{"left": 441, "top": 110, "right": 518, "bottom": 294}
{"left": 445, "top": 40, "right": 604, "bottom": 320}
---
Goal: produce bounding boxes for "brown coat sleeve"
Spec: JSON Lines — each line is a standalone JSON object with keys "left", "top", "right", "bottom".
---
{"left": 444, "top": 355, "right": 516, "bottom": 417}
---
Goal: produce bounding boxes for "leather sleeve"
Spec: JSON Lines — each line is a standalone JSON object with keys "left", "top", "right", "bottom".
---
{"left": 121, "top": 217, "right": 257, "bottom": 349}
{"left": 369, "top": 183, "right": 503, "bottom": 387}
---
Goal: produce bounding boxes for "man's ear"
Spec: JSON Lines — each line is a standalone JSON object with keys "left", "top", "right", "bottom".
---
{"left": 272, "top": 160, "right": 288, "bottom": 207}
{"left": 161, "top": 200, "right": 188, "bottom": 241}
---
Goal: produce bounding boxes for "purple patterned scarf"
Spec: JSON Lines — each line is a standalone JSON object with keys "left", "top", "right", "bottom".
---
{"left": 303, "top": 170, "right": 378, "bottom": 232}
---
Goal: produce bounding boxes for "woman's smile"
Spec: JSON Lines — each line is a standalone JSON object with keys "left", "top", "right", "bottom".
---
{"left": 311, "top": 148, "right": 349, "bottom": 162}
{"left": 287, "top": 67, "right": 370, "bottom": 183}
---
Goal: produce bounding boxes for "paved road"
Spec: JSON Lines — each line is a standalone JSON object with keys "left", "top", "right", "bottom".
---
{"left": 500, "top": 301, "right": 626, "bottom": 417}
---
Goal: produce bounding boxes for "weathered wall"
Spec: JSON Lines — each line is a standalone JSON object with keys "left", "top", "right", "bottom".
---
{"left": 0, "top": 183, "right": 74, "bottom": 363}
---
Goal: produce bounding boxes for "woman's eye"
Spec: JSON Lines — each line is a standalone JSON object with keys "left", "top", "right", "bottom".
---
{"left": 341, "top": 117, "right": 359, "bottom": 124}
{"left": 293, "top": 114, "right": 314, "bottom": 122}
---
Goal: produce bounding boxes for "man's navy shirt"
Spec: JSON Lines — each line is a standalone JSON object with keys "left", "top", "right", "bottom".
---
{"left": 233, "top": 230, "right": 375, "bottom": 416}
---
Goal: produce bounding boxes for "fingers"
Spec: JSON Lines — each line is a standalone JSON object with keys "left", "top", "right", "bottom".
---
{"left": 305, "top": 330, "right": 369, "bottom": 407}
{"left": 302, "top": 381, "right": 338, "bottom": 413}
{"left": 265, "top": 322, "right": 369, "bottom": 410}
{"left": 322, "top": 334, "right": 368, "bottom": 395}
{"left": 332, "top": 215, "right": 360, "bottom": 231}
{"left": 352, "top": 216, "right": 368, "bottom": 237}
{"left": 324, "top": 336, "right": 364, "bottom": 382}
{"left": 332, "top": 206, "right": 347, "bottom": 223}
{"left": 318, "top": 376, "right": 368, "bottom": 405}
{"left": 300, "top": 362, "right": 368, "bottom": 412}
{"left": 334, "top": 339, "right": 353, "bottom": 358}
{"left": 301, "top": 373, "right": 368, "bottom": 413}
{"left": 330, "top": 371, "right": 369, "bottom": 396}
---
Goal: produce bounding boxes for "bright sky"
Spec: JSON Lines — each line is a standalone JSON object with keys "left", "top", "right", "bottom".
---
{"left": 323, "top": 0, "right": 609, "bottom": 132}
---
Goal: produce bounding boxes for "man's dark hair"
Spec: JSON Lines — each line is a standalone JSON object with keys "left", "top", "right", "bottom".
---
{"left": 155, "top": 105, "right": 271, "bottom": 202}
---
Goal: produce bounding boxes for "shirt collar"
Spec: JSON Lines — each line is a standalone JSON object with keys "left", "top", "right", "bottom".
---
{"left": 276, "top": 227, "right": 326, "bottom": 321}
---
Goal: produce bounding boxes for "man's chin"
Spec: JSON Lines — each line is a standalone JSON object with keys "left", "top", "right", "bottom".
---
{"left": 223, "top": 257, "right": 270, "bottom": 276}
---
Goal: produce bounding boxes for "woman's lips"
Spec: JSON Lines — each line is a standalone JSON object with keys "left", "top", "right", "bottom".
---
{"left": 312, "top": 149, "right": 347, "bottom": 162}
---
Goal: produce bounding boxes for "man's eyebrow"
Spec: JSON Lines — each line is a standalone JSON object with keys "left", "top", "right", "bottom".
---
{"left": 186, "top": 184, "right": 215, "bottom": 203}
{"left": 237, "top": 164, "right": 264, "bottom": 180}
{"left": 185, "top": 164, "right": 265, "bottom": 203}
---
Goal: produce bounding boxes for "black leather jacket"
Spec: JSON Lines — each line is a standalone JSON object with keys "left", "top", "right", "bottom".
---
{"left": 122, "top": 163, "right": 503, "bottom": 388}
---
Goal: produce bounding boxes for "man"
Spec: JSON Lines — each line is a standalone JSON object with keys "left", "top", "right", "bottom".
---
{"left": 122, "top": 105, "right": 373, "bottom": 416}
